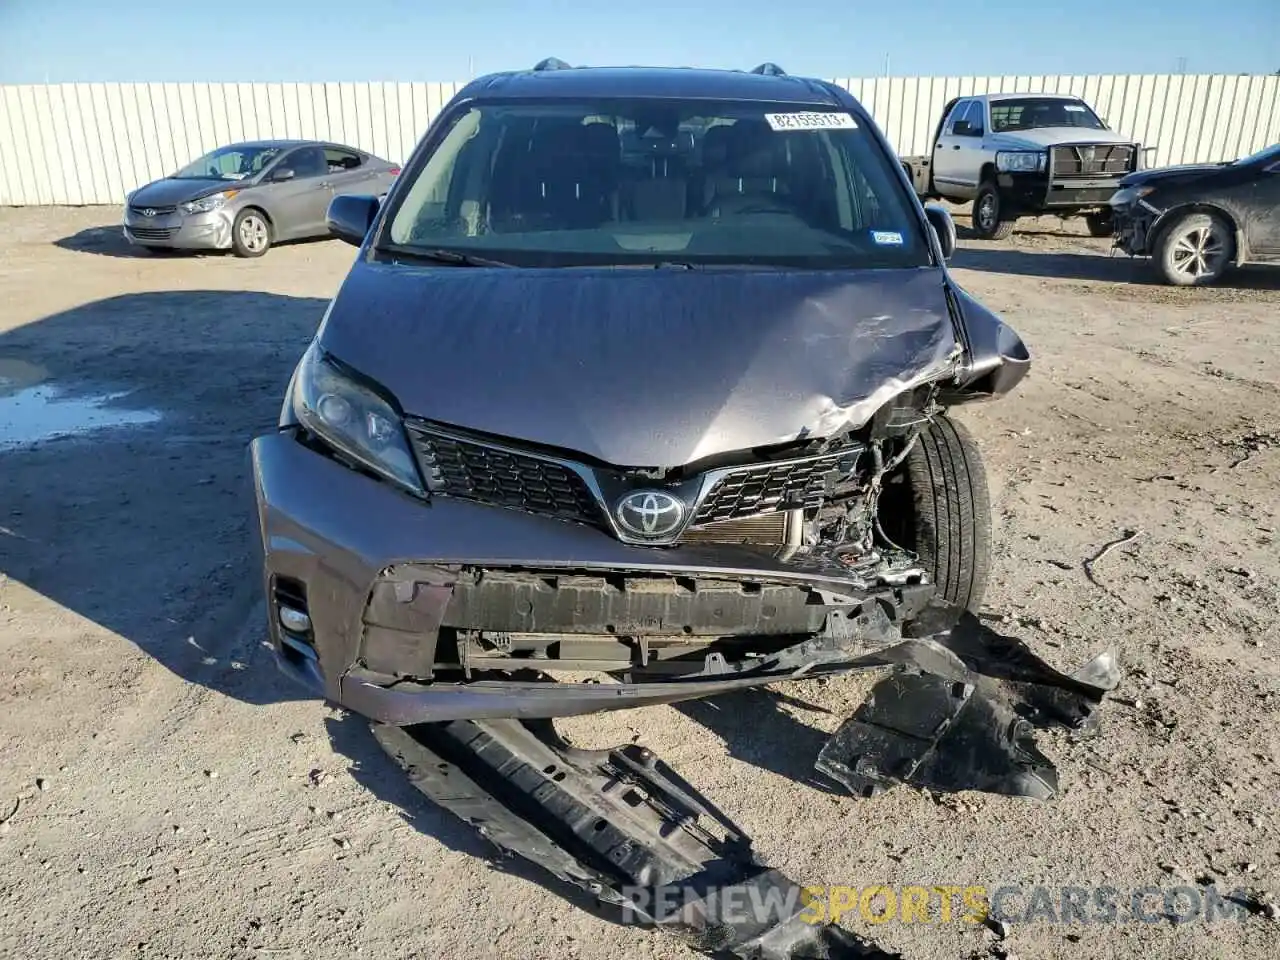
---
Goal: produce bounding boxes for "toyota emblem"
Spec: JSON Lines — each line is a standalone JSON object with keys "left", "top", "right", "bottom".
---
{"left": 615, "top": 490, "right": 685, "bottom": 539}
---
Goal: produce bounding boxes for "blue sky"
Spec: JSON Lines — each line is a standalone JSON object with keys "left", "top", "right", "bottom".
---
{"left": 0, "top": 0, "right": 1276, "bottom": 82}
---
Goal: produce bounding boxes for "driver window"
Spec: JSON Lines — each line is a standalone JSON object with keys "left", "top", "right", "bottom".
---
{"left": 944, "top": 100, "right": 971, "bottom": 136}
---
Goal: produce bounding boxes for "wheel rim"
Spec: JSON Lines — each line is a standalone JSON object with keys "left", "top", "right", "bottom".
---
{"left": 239, "top": 215, "right": 268, "bottom": 252}
{"left": 1170, "top": 224, "right": 1226, "bottom": 280}
{"left": 977, "top": 194, "right": 997, "bottom": 231}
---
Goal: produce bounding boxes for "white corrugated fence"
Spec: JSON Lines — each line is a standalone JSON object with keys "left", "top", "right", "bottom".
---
{"left": 0, "top": 73, "right": 1277, "bottom": 206}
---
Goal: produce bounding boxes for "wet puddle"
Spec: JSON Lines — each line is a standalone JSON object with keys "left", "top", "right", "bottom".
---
{"left": 0, "top": 359, "right": 162, "bottom": 450}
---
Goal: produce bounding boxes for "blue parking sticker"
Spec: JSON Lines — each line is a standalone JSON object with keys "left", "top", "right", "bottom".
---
{"left": 872, "top": 231, "right": 904, "bottom": 245}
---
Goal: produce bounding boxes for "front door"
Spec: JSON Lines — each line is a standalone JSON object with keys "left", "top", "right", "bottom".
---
{"left": 933, "top": 99, "right": 977, "bottom": 195}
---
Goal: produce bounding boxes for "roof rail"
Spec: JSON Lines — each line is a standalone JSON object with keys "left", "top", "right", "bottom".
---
{"left": 749, "top": 62, "right": 787, "bottom": 76}
{"left": 533, "top": 57, "right": 573, "bottom": 71}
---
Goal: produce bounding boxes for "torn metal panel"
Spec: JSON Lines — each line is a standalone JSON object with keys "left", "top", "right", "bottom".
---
{"left": 374, "top": 718, "right": 899, "bottom": 959}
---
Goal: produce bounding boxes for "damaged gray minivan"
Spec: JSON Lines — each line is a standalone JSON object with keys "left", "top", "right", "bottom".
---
{"left": 248, "top": 62, "right": 1033, "bottom": 726}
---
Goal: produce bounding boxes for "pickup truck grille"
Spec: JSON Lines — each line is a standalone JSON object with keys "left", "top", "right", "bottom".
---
{"left": 1050, "top": 144, "right": 1136, "bottom": 178}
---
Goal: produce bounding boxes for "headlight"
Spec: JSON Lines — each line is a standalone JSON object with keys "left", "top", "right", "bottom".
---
{"left": 291, "top": 343, "right": 425, "bottom": 497}
{"left": 1109, "top": 185, "right": 1155, "bottom": 207}
{"left": 180, "top": 190, "right": 237, "bottom": 215}
{"left": 995, "top": 151, "right": 1046, "bottom": 173}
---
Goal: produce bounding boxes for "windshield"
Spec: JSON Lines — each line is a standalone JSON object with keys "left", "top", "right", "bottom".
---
{"left": 989, "top": 98, "right": 1106, "bottom": 132}
{"left": 173, "top": 145, "right": 283, "bottom": 181}
{"left": 382, "top": 98, "right": 930, "bottom": 269}
{"left": 1236, "top": 142, "right": 1280, "bottom": 166}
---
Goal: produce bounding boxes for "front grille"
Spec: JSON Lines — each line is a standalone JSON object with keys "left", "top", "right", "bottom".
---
{"left": 408, "top": 425, "right": 600, "bottom": 524}
{"left": 693, "top": 455, "right": 841, "bottom": 525}
{"left": 680, "top": 512, "right": 791, "bottom": 544}
{"left": 128, "top": 226, "right": 177, "bottom": 241}
{"left": 1050, "top": 143, "right": 1135, "bottom": 178}
{"left": 129, "top": 204, "right": 178, "bottom": 216}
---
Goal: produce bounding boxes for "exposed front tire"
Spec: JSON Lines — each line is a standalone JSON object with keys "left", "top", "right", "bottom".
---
{"left": 972, "top": 182, "right": 1016, "bottom": 240}
{"left": 1154, "top": 211, "right": 1232, "bottom": 286}
{"left": 882, "top": 415, "right": 993, "bottom": 623}
{"left": 232, "top": 208, "right": 272, "bottom": 258}
{"left": 1085, "top": 211, "right": 1114, "bottom": 238}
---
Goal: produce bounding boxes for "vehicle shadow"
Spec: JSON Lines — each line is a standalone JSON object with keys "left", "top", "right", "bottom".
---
{"left": 0, "top": 290, "right": 325, "bottom": 707}
{"left": 951, "top": 245, "right": 1280, "bottom": 289}
{"left": 672, "top": 687, "right": 847, "bottom": 795}
{"left": 53, "top": 224, "right": 342, "bottom": 259}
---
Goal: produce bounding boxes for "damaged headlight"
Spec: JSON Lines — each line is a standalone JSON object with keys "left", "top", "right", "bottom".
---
{"left": 995, "top": 150, "right": 1047, "bottom": 173}
{"left": 291, "top": 343, "right": 425, "bottom": 497}
{"left": 180, "top": 190, "right": 237, "bottom": 215}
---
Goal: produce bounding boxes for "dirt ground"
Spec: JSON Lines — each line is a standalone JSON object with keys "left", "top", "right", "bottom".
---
{"left": 1, "top": 205, "right": 1278, "bottom": 960}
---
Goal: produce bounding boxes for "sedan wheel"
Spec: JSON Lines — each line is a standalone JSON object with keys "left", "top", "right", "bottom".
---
{"left": 232, "top": 209, "right": 271, "bottom": 258}
{"left": 1157, "top": 212, "right": 1232, "bottom": 286}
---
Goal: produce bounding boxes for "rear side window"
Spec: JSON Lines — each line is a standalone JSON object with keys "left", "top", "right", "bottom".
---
{"left": 384, "top": 97, "right": 930, "bottom": 270}
{"left": 325, "top": 147, "right": 364, "bottom": 172}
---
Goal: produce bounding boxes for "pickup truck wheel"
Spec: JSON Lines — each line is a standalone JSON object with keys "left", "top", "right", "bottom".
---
{"left": 973, "top": 182, "right": 1015, "bottom": 240}
{"left": 1085, "top": 211, "right": 1114, "bottom": 238}
{"left": 1154, "top": 211, "right": 1233, "bottom": 286}
{"left": 880, "top": 414, "right": 992, "bottom": 625}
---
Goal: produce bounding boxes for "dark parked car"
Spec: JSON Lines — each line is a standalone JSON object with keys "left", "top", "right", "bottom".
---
{"left": 1110, "top": 142, "right": 1280, "bottom": 285}
{"left": 123, "top": 139, "right": 400, "bottom": 257}
{"left": 249, "top": 61, "right": 1031, "bottom": 727}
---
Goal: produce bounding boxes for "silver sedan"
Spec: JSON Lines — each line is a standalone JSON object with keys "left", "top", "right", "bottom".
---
{"left": 122, "top": 139, "right": 400, "bottom": 257}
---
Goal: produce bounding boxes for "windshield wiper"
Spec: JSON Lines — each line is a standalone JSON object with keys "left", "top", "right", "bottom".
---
{"left": 383, "top": 246, "right": 514, "bottom": 268}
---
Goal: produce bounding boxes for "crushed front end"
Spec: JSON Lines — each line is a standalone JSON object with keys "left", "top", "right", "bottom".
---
{"left": 251, "top": 378, "right": 962, "bottom": 726}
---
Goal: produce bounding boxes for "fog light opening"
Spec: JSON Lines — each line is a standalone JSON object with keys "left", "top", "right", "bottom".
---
{"left": 278, "top": 605, "right": 312, "bottom": 634}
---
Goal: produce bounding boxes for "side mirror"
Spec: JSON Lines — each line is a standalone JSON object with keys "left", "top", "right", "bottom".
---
{"left": 327, "top": 194, "right": 380, "bottom": 246}
{"left": 270, "top": 168, "right": 296, "bottom": 182}
{"left": 924, "top": 203, "right": 956, "bottom": 261}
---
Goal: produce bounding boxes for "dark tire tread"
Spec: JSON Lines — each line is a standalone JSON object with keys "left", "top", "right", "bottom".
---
{"left": 902, "top": 414, "right": 992, "bottom": 614}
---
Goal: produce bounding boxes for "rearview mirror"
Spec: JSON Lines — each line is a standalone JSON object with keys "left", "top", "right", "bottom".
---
{"left": 270, "top": 168, "right": 296, "bottom": 182}
{"left": 923, "top": 203, "right": 956, "bottom": 261}
{"left": 327, "top": 194, "right": 381, "bottom": 246}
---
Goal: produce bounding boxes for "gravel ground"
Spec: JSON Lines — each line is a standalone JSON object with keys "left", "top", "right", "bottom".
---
{"left": 1, "top": 205, "right": 1278, "bottom": 960}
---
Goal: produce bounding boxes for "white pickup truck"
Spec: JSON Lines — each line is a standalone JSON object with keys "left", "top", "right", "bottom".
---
{"left": 901, "top": 93, "right": 1147, "bottom": 240}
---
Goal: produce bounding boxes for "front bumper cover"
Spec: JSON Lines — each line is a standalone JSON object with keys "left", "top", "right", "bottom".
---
{"left": 122, "top": 208, "right": 232, "bottom": 249}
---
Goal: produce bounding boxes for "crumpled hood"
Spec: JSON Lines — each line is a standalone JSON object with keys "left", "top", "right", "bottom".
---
{"left": 991, "top": 127, "right": 1136, "bottom": 149}
{"left": 317, "top": 262, "right": 962, "bottom": 467}
{"left": 127, "top": 178, "right": 233, "bottom": 206}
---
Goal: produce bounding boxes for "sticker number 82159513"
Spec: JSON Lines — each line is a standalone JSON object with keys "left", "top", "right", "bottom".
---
{"left": 764, "top": 112, "right": 859, "bottom": 131}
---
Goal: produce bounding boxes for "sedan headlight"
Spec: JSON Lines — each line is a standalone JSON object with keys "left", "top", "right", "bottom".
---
{"left": 291, "top": 343, "right": 425, "bottom": 497}
{"left": 995, "top": 151, "right": 1047, "bottom": 173}
{"left": 1109, "top": 185, "right": 1156, "bottom": 207}
{"left": 180, "top": 190, "right": 237, "bottom": 215}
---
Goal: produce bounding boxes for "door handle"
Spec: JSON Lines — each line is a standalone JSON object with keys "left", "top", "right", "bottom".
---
{"left": 952, "top": 145, "right": 961, "bottom": 150}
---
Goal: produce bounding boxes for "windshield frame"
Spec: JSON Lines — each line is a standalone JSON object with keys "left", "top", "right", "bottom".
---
{"left": 988, "top": 97, "right": 1107, "bottom": 133}
{"left": 371, "top": 93, "right": 941, "bottom": 271}
{"left": 1236, "top": 142, "right": 1280, "bottom": 167}
{"left": 171, "top": 144, "right": 284, "bottom": 181}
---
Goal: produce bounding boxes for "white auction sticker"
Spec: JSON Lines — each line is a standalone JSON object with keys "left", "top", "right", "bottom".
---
{"left": 764, "top": 112, "right": 858, "bottom": 131}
